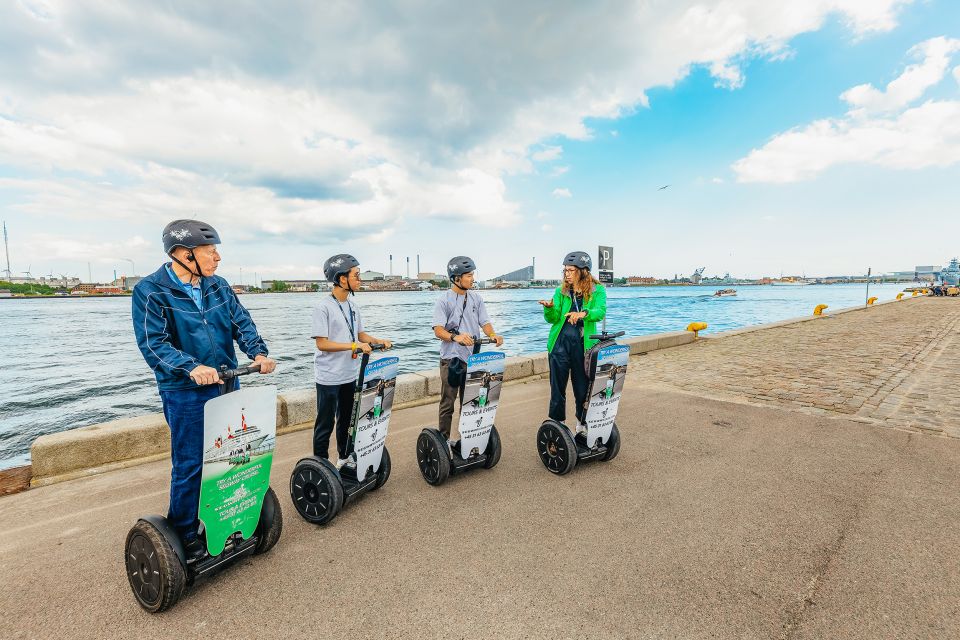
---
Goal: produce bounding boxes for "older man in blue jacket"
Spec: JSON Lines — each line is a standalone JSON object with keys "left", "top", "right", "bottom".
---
{"left": 132, "top": 219, "right": 276, "bottom": 557}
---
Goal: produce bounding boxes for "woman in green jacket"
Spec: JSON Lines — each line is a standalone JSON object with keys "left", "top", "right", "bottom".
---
{"left": 538, "top": 251, "right": 607, "bottom": 432}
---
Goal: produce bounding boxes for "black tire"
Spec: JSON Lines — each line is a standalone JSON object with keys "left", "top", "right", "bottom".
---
{"left": 537, "top": 420, "right": 577, "bottom": 475}
{"left": 416, "top": 429, "right": 451, "bottom": 486}
{"left": 124, "top": 520, "right": 186, "bottom": 613}
{"left": 601, "top": 423, "right": 621, "bottom": 462}
{"left": 483, "top": 425, "right": 502, "bottom": 469}
{"left": 372, "top": 447, "right": 391, "bottom": 490}
{"left": 254, "top": 487, "right": 283, "bottom": 554}
{"left": 290, "top": 457, "right": 343, "bottom": 525}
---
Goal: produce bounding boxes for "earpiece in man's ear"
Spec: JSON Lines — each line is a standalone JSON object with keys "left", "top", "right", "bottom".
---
{"left": 186, "top": 252, "right": 195, "bottom": 262}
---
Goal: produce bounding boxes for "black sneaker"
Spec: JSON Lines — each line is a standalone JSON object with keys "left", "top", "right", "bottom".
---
{"left": 184, "top": 538, "right": 207, "bottom": 562}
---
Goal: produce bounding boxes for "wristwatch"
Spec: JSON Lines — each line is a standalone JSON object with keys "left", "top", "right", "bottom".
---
{"left": 449, "top": 329, "right": 460, "bottom": 341}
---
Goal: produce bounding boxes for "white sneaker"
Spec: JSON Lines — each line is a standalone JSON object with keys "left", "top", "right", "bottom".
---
{"left": 575, "top": 423, "right": 587, "bottom": 435}
{"left": 336, "top": 457, "right": 352, "bottom": 469}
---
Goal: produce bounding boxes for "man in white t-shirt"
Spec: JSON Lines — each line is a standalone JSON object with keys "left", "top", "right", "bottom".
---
{"left": 312, "top": 254, "right": 393, "bottom": 468}
{"left": 432, "top": 256, "right": 504, "bottom": 446}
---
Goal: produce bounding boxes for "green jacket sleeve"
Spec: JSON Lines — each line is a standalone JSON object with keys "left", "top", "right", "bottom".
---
{"left": 585, "top": 285, "right": 606, "bottom": 322}
{"left": 543, "top": 288, "right": 562, "bottom": 324}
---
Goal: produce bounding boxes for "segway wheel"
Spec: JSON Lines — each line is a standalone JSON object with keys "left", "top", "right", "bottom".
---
{"left": 483, "top": 425, "right": 502, "bottom": 469}
{"left": 253, "top": 487, "right": 283, "bottom": 554}
{"left": 601, "top": 423, "right": 621, "bottom": 462}
{"left": 124, "top": 520, "right": 186, "bottom": 613}
{"left": 290, "top": 457, "right": 343, "bottom": 525}
{"left": 372, "top": 447, "right": 391, "bottom": 490}
{"left": 537, "top": 419, "right": 577, "bottom": 475}
{"left": 416, "top": 429, "right": 451, "bottom": 486}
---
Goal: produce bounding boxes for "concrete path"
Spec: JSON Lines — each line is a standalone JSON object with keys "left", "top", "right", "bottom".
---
{"left": 2, "top": 372, "right": 958, "bottom": 639}
{"left": 631, "top": 297, "right": 960, "bottom": 438}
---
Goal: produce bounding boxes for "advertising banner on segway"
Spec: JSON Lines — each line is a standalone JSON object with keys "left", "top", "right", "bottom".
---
{"left": 200, "top": 386, "right": 277, "bottom": 556}
{"left": 354, "top": 356, "right": 399, "bottom": 482}
{"left": 457, "top": 351, "right": 505, "bottom": 458}
{"left": 584, "top": 345, "right": 629, "bottom": 446}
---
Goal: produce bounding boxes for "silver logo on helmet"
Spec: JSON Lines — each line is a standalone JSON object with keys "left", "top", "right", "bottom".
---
{"left": 169, "top": 228, "right": 192, "bottom": 241}
{"left": 580, "top": 256, "right": 588, "bottom": 264}
{"left": 331, "top": 258, "right": 343, "bottom": 267}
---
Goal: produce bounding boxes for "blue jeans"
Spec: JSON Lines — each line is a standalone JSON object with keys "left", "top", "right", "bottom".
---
{"left": 160, "top": 382, "right": 235, "bottom": 542}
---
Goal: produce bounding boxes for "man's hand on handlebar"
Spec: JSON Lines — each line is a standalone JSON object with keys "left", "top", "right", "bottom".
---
{"left": 490, "top": 334, "right": 504, "bottom": 347}
{"left": 190, "top": 364, "right": 221, "bottom": 386}
{"left": 358, "top": 342, "right": 373, "bottom": 355}
{"left": 380, "top": 339, "right": 393, "bottom": 350}
{"left": 254, "top": 354, "right": 277, "bottom": 374}
{"left": 454, "top": 334, "right": 475, "bottom": 346}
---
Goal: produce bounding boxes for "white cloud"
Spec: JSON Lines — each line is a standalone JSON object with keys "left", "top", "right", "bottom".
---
{"left": 841, "top": 36, "right": 960, "bottom": 114}
{"left": 0, "top": 0, "right": 917, "bottom": 259}
{"left": 550, "top": 165, "right": 570, "bottom": 177}
{"left": 532, "top": 145, "right": 563, "bottom": 162}
{"left": 552, "top": 188, "right": 572, "bottom": 198}
{"left": 541, "top": 223, "right": 554, "bottom": 232}
{"left": 711, "top": 177, "right": 724, "bottom": 184}
{"left": 734, "top": 35, "right": 960, "bottom": 183}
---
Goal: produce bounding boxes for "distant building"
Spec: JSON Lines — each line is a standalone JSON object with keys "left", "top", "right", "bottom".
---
{"left": 360, "top": 270, "right": 385, "bottom": 281}
{"left": 626, "top": 276, "right": 656, "bottom": 285}
{"left": 0, "top": 289, "right": 11, "bottom": 298}
{"left": 262, "top": 279, "right": 330, "bottom": 292}
{"left": 915, "top": 265, "right": 942, "bottom": 282}
{"left": 417, "top": 272, "right": 446, "bottom": 282}
{"left": 384, "top": 274, "right": 403, "bottom": 281}
{"left": 491, "top": 265, "right": 534, "bottom": 284}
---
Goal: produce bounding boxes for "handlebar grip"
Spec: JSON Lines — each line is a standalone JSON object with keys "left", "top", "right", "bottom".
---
{"left": 220, "top": 363, "right": 262, "bottom": 381}
{"left": 588, "top": 331, "right": 625, "bottom": 340}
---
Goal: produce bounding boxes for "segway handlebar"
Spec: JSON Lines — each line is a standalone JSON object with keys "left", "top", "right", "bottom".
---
{"left": 472, "top": 336, "right": 498, "bottom": 345}
{"left": 351, "top": 343, "right": 389, "bottom": 357}
{"left": 588, "top": 330, "right": 625, "bottom": 341}
{"left": 219, "top": 363, "right": 262, "bottom": 382}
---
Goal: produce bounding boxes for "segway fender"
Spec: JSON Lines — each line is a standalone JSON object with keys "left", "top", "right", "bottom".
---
{"left": 139, "top": 515, "right": 187, "bottom": 570}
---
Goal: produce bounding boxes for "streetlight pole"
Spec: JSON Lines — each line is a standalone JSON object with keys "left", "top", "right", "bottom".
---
{"left": 865, "top": 267, "right": 871, "bottom": 305}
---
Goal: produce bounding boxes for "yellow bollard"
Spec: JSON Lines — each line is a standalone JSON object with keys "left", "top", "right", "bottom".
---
{"left": 922, "top": 289, "right": 930, "bottom": 295}
{"left": 813, "top": 304, "right": 828, "bottom": 316}
{"left": 896, "top": 293, "right": 905, "bottom": 300}
{"left": 912, "top": 291, "right": 920, "bottom": 297}
{"left": 686, "top": 321, "right": 708, "bottom": 339}
{"left": 867, "top": 297, "right": 878, "bottom": 305}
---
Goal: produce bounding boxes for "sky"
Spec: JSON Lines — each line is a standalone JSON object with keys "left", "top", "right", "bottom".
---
{"left": 0, "top": 0, "right": 958, "bottom": 283}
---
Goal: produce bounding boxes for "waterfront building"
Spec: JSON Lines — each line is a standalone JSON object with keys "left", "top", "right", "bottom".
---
{"left": 627, "top": 276, "right": 657, "bottom": 285}
{"left": 940, "top": 259, "right": 960, "bottom": 286}
{"left": 0, "top": 289, "right": 10, "bottom": 298}
{"left": 417, "top": 272, "right": 446, "bottom": 282}
{"left": 360, "top": 270, "right": 385, "bottom": 281}
{"left": 491, "top": 265, "right": 534, "bottom": 285}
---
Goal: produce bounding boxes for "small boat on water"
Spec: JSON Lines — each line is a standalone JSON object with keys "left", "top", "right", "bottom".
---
{"left": 713, "top": 289, "right": 737, "bottom": 297}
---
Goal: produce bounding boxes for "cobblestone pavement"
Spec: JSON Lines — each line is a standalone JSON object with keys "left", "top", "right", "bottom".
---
{"left": 627, "top": 298, "right": 960, "bottom": 438}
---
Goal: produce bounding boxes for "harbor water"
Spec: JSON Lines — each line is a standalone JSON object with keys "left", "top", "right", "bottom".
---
{"left": 0, "top": 282, "right": 908, "bottom": 469}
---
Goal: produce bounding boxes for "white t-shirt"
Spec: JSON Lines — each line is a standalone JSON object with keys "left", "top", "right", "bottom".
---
{"left": 311, "top": 295, "right": 365, "bottom": 385}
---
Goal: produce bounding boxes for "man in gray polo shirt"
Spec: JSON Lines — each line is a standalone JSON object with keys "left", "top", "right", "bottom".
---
{"left": 432, "top": 256, "right": 504, "bottom": 444}
{"left": 312, "top": 253, "right": 393, "bottom": 468}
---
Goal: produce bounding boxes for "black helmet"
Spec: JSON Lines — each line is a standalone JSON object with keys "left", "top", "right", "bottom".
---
{"left": 162, "top": 219, "right": 221, "bottom": 254}
{"left": 563, "top": 251, "right": 591, "bottom": 271}
{"left": 447, "top": 256, "right": 476, "bottom": 280}
{"left": 324, "top": 254, "right": 360, "bottom": 284}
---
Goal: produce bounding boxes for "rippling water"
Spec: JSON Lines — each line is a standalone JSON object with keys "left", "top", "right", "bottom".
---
{"left": 0, "top": 282, "right": 907, "bottom": 468}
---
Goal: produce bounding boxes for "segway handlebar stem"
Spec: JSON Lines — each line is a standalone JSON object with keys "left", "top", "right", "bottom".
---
{"left": 472, "top": 336, "right": 497, "bottom": 345}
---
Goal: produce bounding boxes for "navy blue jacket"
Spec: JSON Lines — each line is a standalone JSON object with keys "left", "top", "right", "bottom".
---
{"left": 132, "top": 265, "right": 269, "bottom": 391}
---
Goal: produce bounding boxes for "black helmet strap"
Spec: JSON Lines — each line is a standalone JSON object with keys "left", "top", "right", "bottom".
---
{"left": 170, "top": 250, "right": 204, "bottom": 281}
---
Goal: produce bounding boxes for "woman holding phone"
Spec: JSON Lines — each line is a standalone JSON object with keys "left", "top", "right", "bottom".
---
{"left": 538, "top": 251, "right": 607, "bottom": 433}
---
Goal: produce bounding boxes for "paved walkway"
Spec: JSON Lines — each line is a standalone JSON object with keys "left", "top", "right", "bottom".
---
{"left": 1, "top": 297, "right": 958, "bottom": 639}
{"left": 629, "top": 298, "right": 960, "bottom": 438}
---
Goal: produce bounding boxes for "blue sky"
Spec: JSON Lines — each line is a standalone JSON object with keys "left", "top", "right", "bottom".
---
{"left": 1, "top": 0, "right": 958, "bottom": 283}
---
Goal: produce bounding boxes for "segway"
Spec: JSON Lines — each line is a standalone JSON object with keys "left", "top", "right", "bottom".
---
{"left": 537, "top": 330, "right": 629, "bottom": 475}
{"left": 416, "top": 337, "right": 504, "bottom": 485}
{"left": 290, "top": 345, "right": 397, "bottom": 525}
{"left": 125, "top": 364, "right": 283, "bottom": 613}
